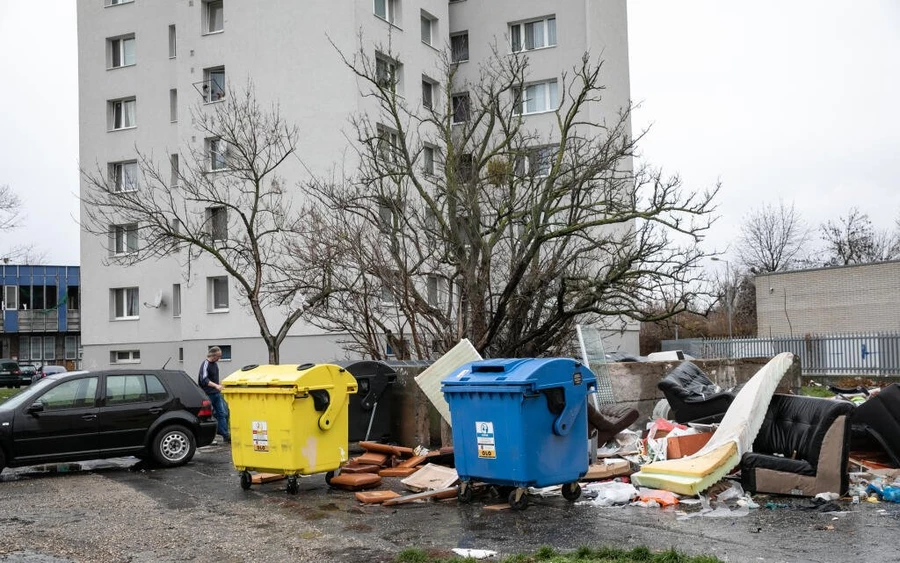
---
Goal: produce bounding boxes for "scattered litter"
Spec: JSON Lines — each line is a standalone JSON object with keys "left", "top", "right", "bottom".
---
{"left": 452, "top": 548, "right": 497, "bottom": 559}
{"left": 528, "top": 485, "right": 562, "bottom": 497}
{"left": 584, "top": 481, "right": 637, "bottom": 506}
{"left": 715, "top": 481, "right": 744, "bottom": 502}
{"left": 815, "top": 492, "right": 840, "bottom": 502}
{"left": 637, "top": 487, "right": 679, "bottom": 507}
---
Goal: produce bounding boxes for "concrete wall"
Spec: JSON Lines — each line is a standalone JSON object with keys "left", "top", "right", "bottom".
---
{"left": 757, "top": 261, "right": 900, "bottom": 337}
{"left": 385, "top": 356, "right": 802, "bottom": 448}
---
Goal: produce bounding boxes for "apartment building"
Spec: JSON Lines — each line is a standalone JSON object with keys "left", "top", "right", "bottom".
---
{"left": 0, "top": 265, "right": 82, "bottom": 370}
{"left": 77, "top": 0, "right": 633, "bottom": 370}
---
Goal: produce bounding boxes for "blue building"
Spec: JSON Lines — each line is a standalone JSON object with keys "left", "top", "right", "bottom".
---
{"left": 1, "top": 265, "right": 81, "bottom": 369}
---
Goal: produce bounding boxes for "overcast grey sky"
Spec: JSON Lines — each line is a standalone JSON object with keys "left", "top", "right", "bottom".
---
{"left": 1, "top": 1, "right": 898, "bottom": 265}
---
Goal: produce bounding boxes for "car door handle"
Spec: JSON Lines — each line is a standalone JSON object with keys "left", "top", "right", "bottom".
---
{"left": 82, "top": 414, "right": 97, "bottom": 421}
{"left": 148, "top": 407, "right": 163, "bottom": 414}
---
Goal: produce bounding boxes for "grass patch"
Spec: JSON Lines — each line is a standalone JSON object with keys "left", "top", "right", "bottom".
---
{"left": 800, "top": 386, "right": 834, "bottom": 398}
{"left": 0, "top": 387, "right": 21, "bottom": 404}
{"left": 394, "top": 546, "right": 723, "bottom": 563}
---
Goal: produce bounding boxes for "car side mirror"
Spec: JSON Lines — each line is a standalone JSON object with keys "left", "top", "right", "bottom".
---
{"left": 27, "top": 402, "right": 44, "bottom": 415}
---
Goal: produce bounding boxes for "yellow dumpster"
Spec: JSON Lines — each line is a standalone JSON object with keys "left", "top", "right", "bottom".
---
{"left": 221, "top": 362, "right": 357, "bottom": 494}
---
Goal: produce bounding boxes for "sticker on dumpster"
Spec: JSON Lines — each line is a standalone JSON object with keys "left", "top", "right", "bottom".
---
{"left": 476, "top": 421, "right": 496, "bottom": 459}
{"left": 252, "top": 421, "right": 269, "bottom": 452}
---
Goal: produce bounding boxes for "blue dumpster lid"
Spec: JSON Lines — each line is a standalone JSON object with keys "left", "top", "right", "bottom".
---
{"left": 441, "top": 358, "right": 597, "bottom": 391}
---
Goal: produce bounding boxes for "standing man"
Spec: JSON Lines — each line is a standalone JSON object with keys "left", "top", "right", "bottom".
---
{"left": 199, "top": 346, "right": 231, "bottom": 443}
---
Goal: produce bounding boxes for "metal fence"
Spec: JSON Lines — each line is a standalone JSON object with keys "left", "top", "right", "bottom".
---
{"left": 662, "top": 333, "right": 900, "bottom": 378}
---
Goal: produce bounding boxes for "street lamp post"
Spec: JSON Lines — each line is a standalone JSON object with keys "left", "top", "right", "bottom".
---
{"left": 711, "top": 257, "right": 733, "bottom": 358}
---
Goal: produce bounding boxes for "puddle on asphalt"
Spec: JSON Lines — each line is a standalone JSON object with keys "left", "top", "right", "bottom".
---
{"left": 0, "top": 458, "right": 140, "bottom": 481}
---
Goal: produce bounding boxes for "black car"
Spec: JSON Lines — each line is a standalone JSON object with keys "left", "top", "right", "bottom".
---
{"left": 0, "top": 359, "right": 29, "bottom": 388}
{"left": 0, "top": 369, "right": 217, "bottom": 473}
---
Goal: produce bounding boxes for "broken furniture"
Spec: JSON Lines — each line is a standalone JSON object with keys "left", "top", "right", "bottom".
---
{"left": 339, "top": 360, "right": 397, "bottom": 442}
{"left": 222, "top": 363, "right": 358, "bottom": 495}
{"left": 657, "top": 361, "right": 736, "bottom": 424}
{"left": 442, "top": 357, "right": 597, "bottom": 510}
{"left": 741, "top": 394, "right": 855, "bottom": 496}
{"left": 587, "top": 402, "right": 639, "bottom": 445}
{"left": 848, "top": 383, "right": 900, "bottom": 467}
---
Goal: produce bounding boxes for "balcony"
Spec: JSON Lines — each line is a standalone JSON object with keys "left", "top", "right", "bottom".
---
{"left": 19, "top": 310, "right": 59, "bottom": 332}
{"left": 67, "top": 310, "right": 81, "bottom": 332}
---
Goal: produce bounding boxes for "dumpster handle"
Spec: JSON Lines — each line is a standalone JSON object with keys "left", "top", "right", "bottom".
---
{"left": 552, "top": 384, "right": 588, "bottom": 437}
{"left": 317, "top": 369, "right": 353, "bottom": 431}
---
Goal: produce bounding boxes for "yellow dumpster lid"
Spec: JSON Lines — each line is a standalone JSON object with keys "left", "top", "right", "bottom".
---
{"left": 222, "top": 362, "right": 356, "bottom": 391}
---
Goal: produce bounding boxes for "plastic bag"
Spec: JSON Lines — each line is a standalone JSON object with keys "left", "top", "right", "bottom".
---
{"left": 588, "top": 481, "right": 638, "bottom": 506}
{"left": 638, "top": 487, "right": 679, "bottom": 507}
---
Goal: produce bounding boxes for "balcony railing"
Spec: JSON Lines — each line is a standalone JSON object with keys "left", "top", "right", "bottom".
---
{"left": 19, "top": 310, "right": 59, "bottom": 332}
{"left": 67, "top": 310, "right": 81, "bottom": 332}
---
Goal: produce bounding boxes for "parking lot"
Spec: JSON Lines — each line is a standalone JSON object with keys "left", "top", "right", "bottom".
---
{"left": 0, "top": 443, "right": 898, "bottom": 563}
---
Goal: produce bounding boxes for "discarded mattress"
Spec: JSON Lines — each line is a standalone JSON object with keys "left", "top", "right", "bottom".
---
{"left": 632, "top": 353, "right": 794, "bottom": 495}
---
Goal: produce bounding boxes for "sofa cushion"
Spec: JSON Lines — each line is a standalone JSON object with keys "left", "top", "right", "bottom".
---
{"left": 741, "top": 451, "right": 815, "bottom": 476}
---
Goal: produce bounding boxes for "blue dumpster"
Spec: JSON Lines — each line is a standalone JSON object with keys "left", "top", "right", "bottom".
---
{"left": 441, "top": 357, "right": 597, "bottom": 510}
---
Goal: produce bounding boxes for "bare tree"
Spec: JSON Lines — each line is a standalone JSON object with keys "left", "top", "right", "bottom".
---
{"left": 81, "top": 86, "right": 325, "bottom": 363}
{"left": 737, "top": 200, "right": 811, "bottom": 273}
{"left": 820, "top": 207, "right": 900, "bottom": 266}
{"left": 295, "top": 44, "right": 718, "bottom": 360}
{"left": 0, "top": 184, "right": 23, "bottom": 232}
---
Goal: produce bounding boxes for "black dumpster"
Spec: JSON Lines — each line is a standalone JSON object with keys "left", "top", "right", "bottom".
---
{"left": 339, "top": 361, "right": 397, "bottom": 443}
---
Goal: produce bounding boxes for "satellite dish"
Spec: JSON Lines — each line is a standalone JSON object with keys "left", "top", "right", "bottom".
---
{"left": 144, "top": 289, "right": 166, "bottom": 309}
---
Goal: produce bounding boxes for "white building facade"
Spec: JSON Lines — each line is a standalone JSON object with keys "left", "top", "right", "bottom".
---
{"left": 77, "top": 0, "right": 634, "bottom": 371}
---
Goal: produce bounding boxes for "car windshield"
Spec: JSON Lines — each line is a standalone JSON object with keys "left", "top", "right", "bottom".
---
{"left": 0, "top": 378, "right": 56, "bottom": 410}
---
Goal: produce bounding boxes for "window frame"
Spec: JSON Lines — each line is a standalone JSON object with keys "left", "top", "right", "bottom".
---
{"left": 203, "top": 66, "right": 226, "bottom": 103}
{"left": 112, "top": 287, "right": 140, "bottom": 320}
{"left": 450, "top": 32, "right": 469, "bottom": 63}
{"left": 512, "top": 79, "right": 559, "bottom": 116}
{"left": 421, "top": 77, "right": 435, "bottom": 110}
{"left": 208, "top": 276, "right": 229, "bottom": 312}
{"left": 110, "top": 350, "right": 141, "bottom": 364}
{"left": 204, "top": 0, "right": 224, "bottom": 34}
{"left": 168, "top": 24, "right": 177, "bottom": 58}
{"left": 206, "top": 206, "right": 228, "bottom": 241}
{"left": 111, "top": 223, "right": 138, "bottom": 256}
{"left": 109, "top": 97, "right": 137, "bottom": 131}
{"left": 451, "top": 92, "right": 471, "bottom": 124}
{"left": 108, "top": 35, "right": 136, "bottom": 69}
{"left": 206, "top": 137, "right": 228, "bottom": 171}
{"left": 110, "top": 160, "right": 138, "bottom": 193}
{"left": 420, "top": 11, "right": 436, "bottom": 46}
{"left": 515, "top": 146, "right": 555, "bottom": 178}
{"left": 509, "top": 16, "right": 557, "bottom": 53}
{"left": 172, "top": 283, "right": 182, "bottom": 317}
{"left": 65, "top": 335, "right": 78, "bottom": 360}
{"left": 422, "top": 145, "right": 435, "bottom": 175}
{"left": 374, "top": 0, "right": 396, "bottom": 24}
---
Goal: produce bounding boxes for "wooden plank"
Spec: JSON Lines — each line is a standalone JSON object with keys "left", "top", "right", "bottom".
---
{"left": 379, "top": 467, "right": 420, "bottom": 478}
{"left": 358, "top": 441, "right": 415, "bottom": 457}
{"left": 355, "top": 490, "right": 401, "bottom": 504}
{"left": 353, "top": 452, "right": 390, "bottom": 466}
{"left": 330, "top": 473, "right": 382, "bottom": 491}
{"left": 251, "top": 473, "right": 285, "bottom": 484}
{"left": 381, "top": 486, "right": 457, "bottom": 506}
{"left": 340, "top": 464, "right": 382, "bottom": 474}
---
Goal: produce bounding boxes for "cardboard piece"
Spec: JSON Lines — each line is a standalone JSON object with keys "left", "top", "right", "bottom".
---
{"left": 400, "top": 463, "right": 459, "bottom": 492}
{"left": 666, "top": 432, "right": 714, "bottom": 459}
{"left": 381, "top": 487, "right": 457, "bottom": 506}
{"left": 583, "top": 458, "right": 631, "bottom": 480}
{"left": 355, "top": 490, "right": 401, "bottom": 504}
{"left": 414, "top": 339, "right": 482, "bottom": 425}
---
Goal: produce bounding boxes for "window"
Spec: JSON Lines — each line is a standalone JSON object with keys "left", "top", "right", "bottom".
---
{"left": 168, "top": 25, "right": 176, "bottom": 58}
{"left": 65, "top": 336, "right": 78, "bottom": 360}
{"left": 4, "top": 286, "right": 18, "bottom": 310}
{"left": 106, "top": 0, "right": 134, "bottom": 6}
{"left": 208, "top": 276, "right": 229, "bottom": 311}
{"left": 112, "top": 287, "right": 139, "bottom": 319}
{"left": 30, "top": 336, "right": 42, "bottom": 361}
{"left": 44, "top": 336, "right": 55, "bottom": 361}
{"left": 209, "top": 344, "right": 232, "bottom": 360}
{"left": 38, "top": 377, "right": 98, "bottom": 410}
{"left": 203, "top": 67, "right": 225, "bottom": 102}
{"left": 110, "top": 350, "right": 141, "bottom": 364}
{"left": 420, "top": 12, "right": 435, "bottom": 45}
{"left": 375, "top": 55, "right": 401, "bottom": 92}
{"left": 515, "top": 146, "right": 554, "bottom": 177}
{"left": 423, "top": 146, "right": 435, "bottom": 175}
{"left": 170, "top": 153, "right": 180, "bottom": 187}
{"left": 108, "top": 35, "right": 135, "bottom": 68}
{"left": 378, "top": 204, "right": 395, "bottom": 233}
{"left": 451, "top": 93, "right": 470, "bottom": 123}
{"left": 178, "top": 347, "right": 184, "bottom": 362}
{"left": 380, "top": 283, "right": 395, "bottom": 304}
{"left": 109, "top": 98, "right": 136, "bottom": 130}
{"left": 205, "top": 1, "right": 224, "bottom": 33}
{"left": 450, "top": 32, "right": 469, "bottom": 63}
{"left": 510, "top": 16, "right": 557, "bottom": 52}
{"left": 421, "top": 78, "right": 434, "bottom": 110}
{"left": 169, "top": 89, "right": 178, "bottom": 122}
{"left": 454, "top": 153, "right": 475, "bottom": 182}
{"left": 377, "top": 125, "right": 401, "bottom": 165}
{"left": 172, "top": 283, "right": 182, "bottom": 317}
{"left": 427, "top": 275, "right": 440, "bottom": 306}
{"left": 374, "top": 0, "right": 396, "bottom": 24}
{"left": 110, "top": 223, "right": 138, "bottom": 255}
{"left": 207, "top": 137, "right": 227, "bottom": 171}
{"left": 513, "top": 79, "right": 558, "bottom": 115}
{"left": 106, "top": 374, "right": 167, "bottom": 404}
{"left": 110, "top": 161, "right": 138, "bottom": 192}
{"left": 206, "top": 206, "right": 227, "bottom": 240}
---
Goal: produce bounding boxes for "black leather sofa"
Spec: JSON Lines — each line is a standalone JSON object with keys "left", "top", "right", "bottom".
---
{"left": 657, "top": 361, "right": 736, "bottom": 424}
{"left": 741, "top": 394, "right": 854, "bottom": 496}
{"left": 848, "top": 383, "right": 900, "bottom": 466}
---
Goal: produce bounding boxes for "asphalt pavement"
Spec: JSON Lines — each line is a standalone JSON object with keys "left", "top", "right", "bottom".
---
{"left": 0, "top": 444, "right": 897, "bottom": 563}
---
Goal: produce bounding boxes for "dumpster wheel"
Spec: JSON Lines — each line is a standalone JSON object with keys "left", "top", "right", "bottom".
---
{"left": 562, "top": 482, "right": 581, "bottom": 502}
{"left": 325, "top": 470, "right": 339, "bottom": 487}
{"left": 508, "top": 488, "right": 528, "bottom": 511}
{"left": 286, "top": 476, "right": 299, "bottom": 495}
{"left": 457, "top": 482, "right": 473, "bottom": 504}
{"left": 240, "top": 470, "right": 252, "bottom": 491}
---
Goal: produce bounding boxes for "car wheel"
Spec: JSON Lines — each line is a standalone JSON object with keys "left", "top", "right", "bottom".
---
{"left": 151, "top": 425, "right": 196, "bottom": 467}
